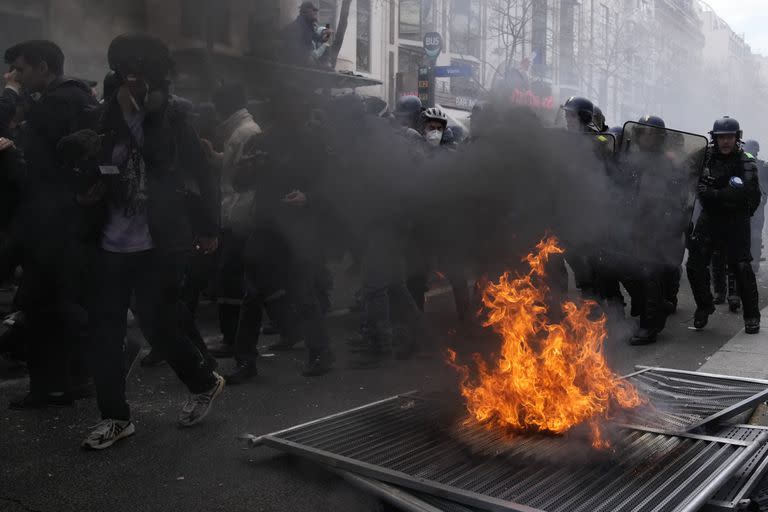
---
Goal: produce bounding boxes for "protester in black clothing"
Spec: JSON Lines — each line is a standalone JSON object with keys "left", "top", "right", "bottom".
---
{"left": 74, "top": 34, "right": 224, "bottom": 450}
{"left": 3, "top": 40, "right": 95, "bottom": 409}
{"left": 230, "top": 96, "right": 334, "bottom": 379}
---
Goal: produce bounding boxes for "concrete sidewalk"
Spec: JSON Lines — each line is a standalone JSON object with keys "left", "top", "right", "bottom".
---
{"left": 698, "top": 305, "right": 768, "bottom": 380}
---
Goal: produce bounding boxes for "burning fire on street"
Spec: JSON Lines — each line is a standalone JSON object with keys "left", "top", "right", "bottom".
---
{"left": 448, "top": 236, "right": 644, "bottom": 448}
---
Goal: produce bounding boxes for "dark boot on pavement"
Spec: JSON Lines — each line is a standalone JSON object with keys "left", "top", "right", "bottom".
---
{"left": 713, "top": 293, "right": 726, "bottom": 305}
{"left": 9, "top": 391, "right": 73, "bottom": 410}
{"left": 694, "top": 305, "right": 716, "bottom": 329}
{"left": 629, "top": 327, "right": 658, "bottom": 346}
{"left": 268, "top": 336, "right": 302, "bottom": 351}
{"left": 746, "top": 318, "right": 761, "bottom": 335}
{"left": 225, "top": 361, "right": 257, "bottom": 385}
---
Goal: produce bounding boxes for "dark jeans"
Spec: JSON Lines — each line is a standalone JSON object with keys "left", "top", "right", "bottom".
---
{"left": 87, "top": 249, "right": 216, "bottom": 421}
{"left": 234, "top": 280, "right": 296, "bottom": 365}
{"left": 19, "top": 254, "right": 89, "bottom": 396}
{"left": 236, "top": 228, "right": 330, "bottom": 365}
{"left": 26, "top": 302, "right": 88, "bottom": 395}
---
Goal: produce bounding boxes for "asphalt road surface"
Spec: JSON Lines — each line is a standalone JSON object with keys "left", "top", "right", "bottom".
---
{"left": 1, "top": 262, "right": 767, "bottom": 512}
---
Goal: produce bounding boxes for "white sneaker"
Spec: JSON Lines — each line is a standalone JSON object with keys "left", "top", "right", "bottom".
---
{"left": 82, "top": 419, "right": 135, "bottom": 450}
{"left": 178, "top": 372, "right": 225, "bottom": 428}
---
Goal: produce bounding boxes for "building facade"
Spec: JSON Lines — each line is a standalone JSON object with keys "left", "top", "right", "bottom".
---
{"left": 0, "top": 0, "right": 763, "bottom": 133}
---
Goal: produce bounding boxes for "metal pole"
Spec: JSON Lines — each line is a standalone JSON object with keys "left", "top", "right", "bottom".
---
{"left": 336, "top": 471, "right": 446, "bottom": 512}
{"left": 428, "top": 58, "right": 436, "bottom": 107}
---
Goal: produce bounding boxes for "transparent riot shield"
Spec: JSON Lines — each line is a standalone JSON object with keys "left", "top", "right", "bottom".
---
{"left": 603, "top": 122, "right": 708, "bottom": 268}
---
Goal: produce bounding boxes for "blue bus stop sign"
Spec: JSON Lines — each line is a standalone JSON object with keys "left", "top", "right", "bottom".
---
{"left": 423, "top": 32, "right": 442, "bottom": 60}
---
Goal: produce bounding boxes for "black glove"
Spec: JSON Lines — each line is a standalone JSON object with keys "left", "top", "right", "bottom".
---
{"left": 697, "top": 181, "right": 717, "bottom": 199}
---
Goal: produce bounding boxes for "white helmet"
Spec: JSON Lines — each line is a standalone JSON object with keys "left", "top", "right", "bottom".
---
{"left": 421, "top": 107, "right": 448, "bottom": 126}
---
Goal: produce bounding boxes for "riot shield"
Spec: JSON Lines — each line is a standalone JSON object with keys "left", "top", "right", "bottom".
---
{"left": 602, "top": 122, "right": 708, "bottom": 269}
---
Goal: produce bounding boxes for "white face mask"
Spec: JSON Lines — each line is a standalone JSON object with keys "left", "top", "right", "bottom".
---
{"left": 426, "top": 129, "right": 442, "bottom": 147}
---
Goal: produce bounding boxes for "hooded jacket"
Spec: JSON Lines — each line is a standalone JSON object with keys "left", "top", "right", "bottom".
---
{"left": 213, "top": 108, "right": 263, "bottom": 230}
{"left": 15, "top": 78, "right": 95, "bottom": 256}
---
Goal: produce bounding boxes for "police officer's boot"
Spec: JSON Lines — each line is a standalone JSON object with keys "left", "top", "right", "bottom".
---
{"left": 735, "top": 262, "right": 761, "bottom": 335}
{"left": 632, "top": 274, "right": 664, "bottom": 344}
{"left": 694, "top": 305, "right": 716, "bottom": 329}
{"left": 727, "top": 270, "right": 741, "bottom": 313}
{"left": 629, "top": 327, "right": 658, "bottom": 346}
{"left": 225, "top": 360, "right": 258, "bottom": 385}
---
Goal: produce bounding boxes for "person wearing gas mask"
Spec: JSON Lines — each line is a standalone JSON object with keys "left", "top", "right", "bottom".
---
{"left": 2, "top": 40, "right": 95, "bottom": 409}
{"left": 687, "top": 117, "right": 761, "bottom": 335}
{"left": 75, "top": 34, "right": 223, "bottom": 450}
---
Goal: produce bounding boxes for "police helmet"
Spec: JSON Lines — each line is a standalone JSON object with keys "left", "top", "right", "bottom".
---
{"left": 638, "top": 115, "right": 665, "bottom": 129}
{"left": 744, "top": 139, "right": 760, "bottom": 156}
{"left": 562, "top": 96, "right": 594, "bottom": 125}
{"left": 710, "top": 116, "right": 742, "bottom": 139}
{"left": 593, "top": 106, "right": 607, "bottom": 131}
{"left": 395, "top": 95, "right": 423, "bottom": 115}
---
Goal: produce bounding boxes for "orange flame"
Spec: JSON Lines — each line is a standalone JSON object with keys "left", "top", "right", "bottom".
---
{"left": 448, "top": 236, "right": 642, "bottom": 448}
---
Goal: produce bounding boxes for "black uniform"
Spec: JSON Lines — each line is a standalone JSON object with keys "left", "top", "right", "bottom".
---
{"left": 687, "top": 148, "right": 761, "bottom": 325}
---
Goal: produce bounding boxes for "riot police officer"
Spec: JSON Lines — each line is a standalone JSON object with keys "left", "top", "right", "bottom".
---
{"left": 562, "top": 96, "right": 599, "bottom": 134}
{"left": 394, "top": 95, "right": 423, "bottom": 131}
{"left": 687, "top": 117, "right": 761, "bottom": 334}
{"left": 560, "top": 96, "right": 612, "bottom": 298}
{"left": 622, "top": 115, "right": 687, "bottom": 344}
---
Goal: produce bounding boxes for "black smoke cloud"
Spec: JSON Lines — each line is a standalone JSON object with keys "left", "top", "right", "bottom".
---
{"left": 245, "top": 83, "right": 622, "bottom": 275}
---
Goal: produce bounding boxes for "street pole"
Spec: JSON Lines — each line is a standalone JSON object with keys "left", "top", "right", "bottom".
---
{"left": 428, "top": 57, "right": 436, "bottom": 107}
